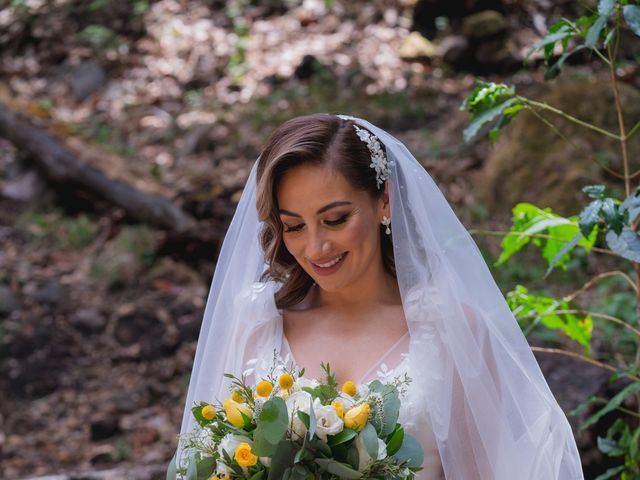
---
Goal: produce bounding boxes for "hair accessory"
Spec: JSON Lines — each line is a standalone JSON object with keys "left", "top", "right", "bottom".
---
{"left": 352, "top": 124, "right": 391, "bottom": 189}
{"left": 381, "top": 215, "right": 391, "bottom": 235}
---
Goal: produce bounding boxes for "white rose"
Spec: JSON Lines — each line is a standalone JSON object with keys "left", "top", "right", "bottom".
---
{"left": 285, "top": 391, "right": 313, "bottom": 440}
{"left": 259, "top": 456, "right": 271, "bottom": 467}
{"left": 312, "top": 398, "right": 344, "bottom": 441}
{"left": 354, "top": 433, "right": 387, "bottom": 471}
{"left": 216, "top": 433, "right": 252, "bottom": 475}
{"left": 293, "top": 377, "right": 320, "bottom": 392}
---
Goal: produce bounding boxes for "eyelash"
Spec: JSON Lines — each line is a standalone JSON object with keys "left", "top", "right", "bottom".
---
{"left": 284, "top": 214, "right": 349, "bottom": 233}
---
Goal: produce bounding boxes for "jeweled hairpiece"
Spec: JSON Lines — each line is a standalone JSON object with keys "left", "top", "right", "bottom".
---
{"left": 352, "top": 124, "right": 391, "bottom": 189}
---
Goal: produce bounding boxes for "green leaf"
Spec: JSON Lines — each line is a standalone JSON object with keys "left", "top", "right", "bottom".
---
{"left": 186, "top": 456, "right": 198, "bottom": 480}
{"left": 392, "top": 433, "right": 424, "bottom": 469}
{"left": 361, "top": 423, "right": 379, "bottom": 459}
{"left": 253, "top": 424, "right": 279, "bottom": 457}
{"left": 605, "top": 228, "right": 640, "bottom": 263}
{"left": 260, "top": 397, "right": 289, "bottom": 444}
{"left": 581, "top": 382, "right": 640, "bottom": 430}
{"left": 601, "top": 198, "right": 623, "bottom": 234}
{"left": 463, "top": 97, "right": 520, "bottom": 143}
{"left": 585, "top": 15, "right": 607, "bottom": 47}
{"left": 579, "top": 200, "right": 603, "bottom": 237}
{"left": 507, "top": 285, "right": 592, "bottom": 351}
{"left": 598, "top": 0, "right": 615, "bottom": 17}
{"left": 315, "top": 459, "right": 363, "bottom": 479}
{"left": 497, "top": 203, "right": 597, "bottom": 270}
{"left": 623, "top": 5, "right": 640, "bottom": 36}
{"left": 386, "top": 425, "right": 405, "bottom": 456}
{"left": 621, "top": 188, "right": 640, "bottom": 224}
{"left": 249, "top": 471, "right": 266, "bottom": 480}
{"left": 594, "top": 465, "right": 626, "bottom": 480}
{"left": 597, "top": 436, "right": 624, "bottom": 456}
{"left": 267, "top": 440, "right": 297, "bottom": 480}
{"left": 526, "top": 25, "right": 574, "bottom": 60}
{"left": 545, "top": 232, "right": 582, "bottom": 278}
{"left": 166, "top": 452, "right": 177, "bottom": 480}
{"left": 583, "top": 184, "right": 608, "bottom": 199}
{"left": 328, "top": 428, "right": 358, "bottom": 446}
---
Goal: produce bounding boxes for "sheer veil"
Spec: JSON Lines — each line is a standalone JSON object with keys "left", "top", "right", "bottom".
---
{"left": 177, "top": 114, "right": 584, "bottom": 479}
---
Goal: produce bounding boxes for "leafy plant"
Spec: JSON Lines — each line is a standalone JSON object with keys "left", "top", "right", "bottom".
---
{"left": 462, "top": 1, "right": 640, "bottom": 477}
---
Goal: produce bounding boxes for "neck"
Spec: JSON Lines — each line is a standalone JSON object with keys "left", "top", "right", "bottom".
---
{"left": 314, "top": 261, "right": 401, "bottom": 315}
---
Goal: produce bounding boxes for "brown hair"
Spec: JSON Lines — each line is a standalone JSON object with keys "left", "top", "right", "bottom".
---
{"left": 255, "top": 113, "right": 395, "bottom": 309}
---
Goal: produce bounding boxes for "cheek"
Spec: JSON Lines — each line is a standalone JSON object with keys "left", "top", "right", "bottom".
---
{"left": 342, "top": 215, "right": 376, "bottom": 248}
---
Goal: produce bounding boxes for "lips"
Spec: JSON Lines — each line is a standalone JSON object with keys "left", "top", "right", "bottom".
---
{"left": 309, "top": 252, "right": 348, "bottom": 276}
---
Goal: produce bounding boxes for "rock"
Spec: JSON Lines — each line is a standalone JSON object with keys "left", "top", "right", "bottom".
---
{"left": 90, "top": 417, "right": 121, "bottom": 441}
{"left": 31, "top": 280, "right": 63, "bottom": 306}
{"left": 398, "top": 31, "right": 438, "bottom": 62}
{"left": 0, "top": 284, "right": 19, "bottom": 315}
{"left": 462, "top": 10, "right": 508, "bottom": 38}
{"left": 1, "top": 168, "right": 49, "bottom": 203}
{"left": 70, "top": 307, "right": 106, "bottom": 333}
{"left": 438, "top": 35, "right": 469, "bottom": 66}
{"left": 66, "top": 61, "right": 107, "bottom": 102}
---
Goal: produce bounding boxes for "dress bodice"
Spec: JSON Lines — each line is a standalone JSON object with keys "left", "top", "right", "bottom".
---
{"left": 278, "top": 326, "right": 444, "bottom": 480}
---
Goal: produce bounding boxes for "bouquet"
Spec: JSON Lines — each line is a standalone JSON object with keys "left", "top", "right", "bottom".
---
{"left": 169, "top": 354, "right": 424, "bottom": 480}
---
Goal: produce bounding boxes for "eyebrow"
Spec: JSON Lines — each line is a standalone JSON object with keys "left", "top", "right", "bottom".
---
{"left": 279, "top": 201, "right": 352, "bottom": 218}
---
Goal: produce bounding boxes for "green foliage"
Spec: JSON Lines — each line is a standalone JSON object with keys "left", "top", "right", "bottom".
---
{"left": 507, "top": 285, "right": 593, "bottom": 352}
{"left": 463, "top": 3, "right": 640, "bottom": 477}
{"left": 460, "top": 81, "right": 523, "bottom": 142}
{"left": 496, "top": 203, "right": 597, "bottom": 272}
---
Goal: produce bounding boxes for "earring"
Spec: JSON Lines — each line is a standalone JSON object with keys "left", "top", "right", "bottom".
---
{"left": 381, "top": 215, "right": 391, "bottom": 235}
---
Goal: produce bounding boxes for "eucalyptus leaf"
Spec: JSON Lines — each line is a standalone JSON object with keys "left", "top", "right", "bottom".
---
{"left": 166, "top": 452, "right": 177, "bottom": 480}
{"left": 186, "top": 457, "right": 198, "bottom": 480}
{"left": 361, "top": 423, "right": 379, "bottom": 459}
{"left": 315, "top": 459, "right": 363, "bottom": 479}
{"left": 620, "top": 190, "right": 640, "bottom": 224}
{"left": 267, "top": 440, "right": 296, "bottom": 480}
{"left": 260, "top": 397, "right": 289, "bottom": 444}
{"left": 623, "top": 5, "right": 640, "bottom": 36}
{"left": 392, "top": 433, "right": 424, "bottom": 469}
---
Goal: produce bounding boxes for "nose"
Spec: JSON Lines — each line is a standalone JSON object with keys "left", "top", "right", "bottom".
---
{"left": 306, "top": 227, "right": 332, "bottom": 260}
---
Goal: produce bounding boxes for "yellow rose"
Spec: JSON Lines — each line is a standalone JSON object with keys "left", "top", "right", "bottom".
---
{"left": 341, "top": 380, "right": 357, "bottom": 397}
{"left": 201, "top": 404, "right": 217, "bottom": 421}
{"left": 278, "top": 373, "right": 294, "bottom": 390}
{"left": 223, "top": 398, "right": 253, "bottom": 428}
{"left": 344, "top": 402, "right": 370, "bottom": 431}
{"left": 331, "top": 400, "right": 344, "bottom": 418}
{"left": 256, "top": 380, "right": 273, "bottom": 398}
{"left": 234, "top": 442, "right": 258, "bottom": 467}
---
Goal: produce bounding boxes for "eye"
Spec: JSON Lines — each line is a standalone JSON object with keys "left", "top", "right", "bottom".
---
{"left": 284, "top": 223, "right": 304, "bottom": 233}
{"left": 324, "top": 214, "right": 349, "bottom": 226}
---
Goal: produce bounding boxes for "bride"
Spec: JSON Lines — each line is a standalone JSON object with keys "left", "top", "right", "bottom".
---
{"left": 176, "top": 113, "right": 584, "bottom": 479}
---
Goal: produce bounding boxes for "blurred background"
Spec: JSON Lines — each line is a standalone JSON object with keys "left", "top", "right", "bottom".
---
{"left": 1, "top": 0, "right": 639, "bottom": 479}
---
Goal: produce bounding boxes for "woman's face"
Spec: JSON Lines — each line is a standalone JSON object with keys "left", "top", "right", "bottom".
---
{"left": 276, "top": 162, "right": 389, "bottom": 292}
